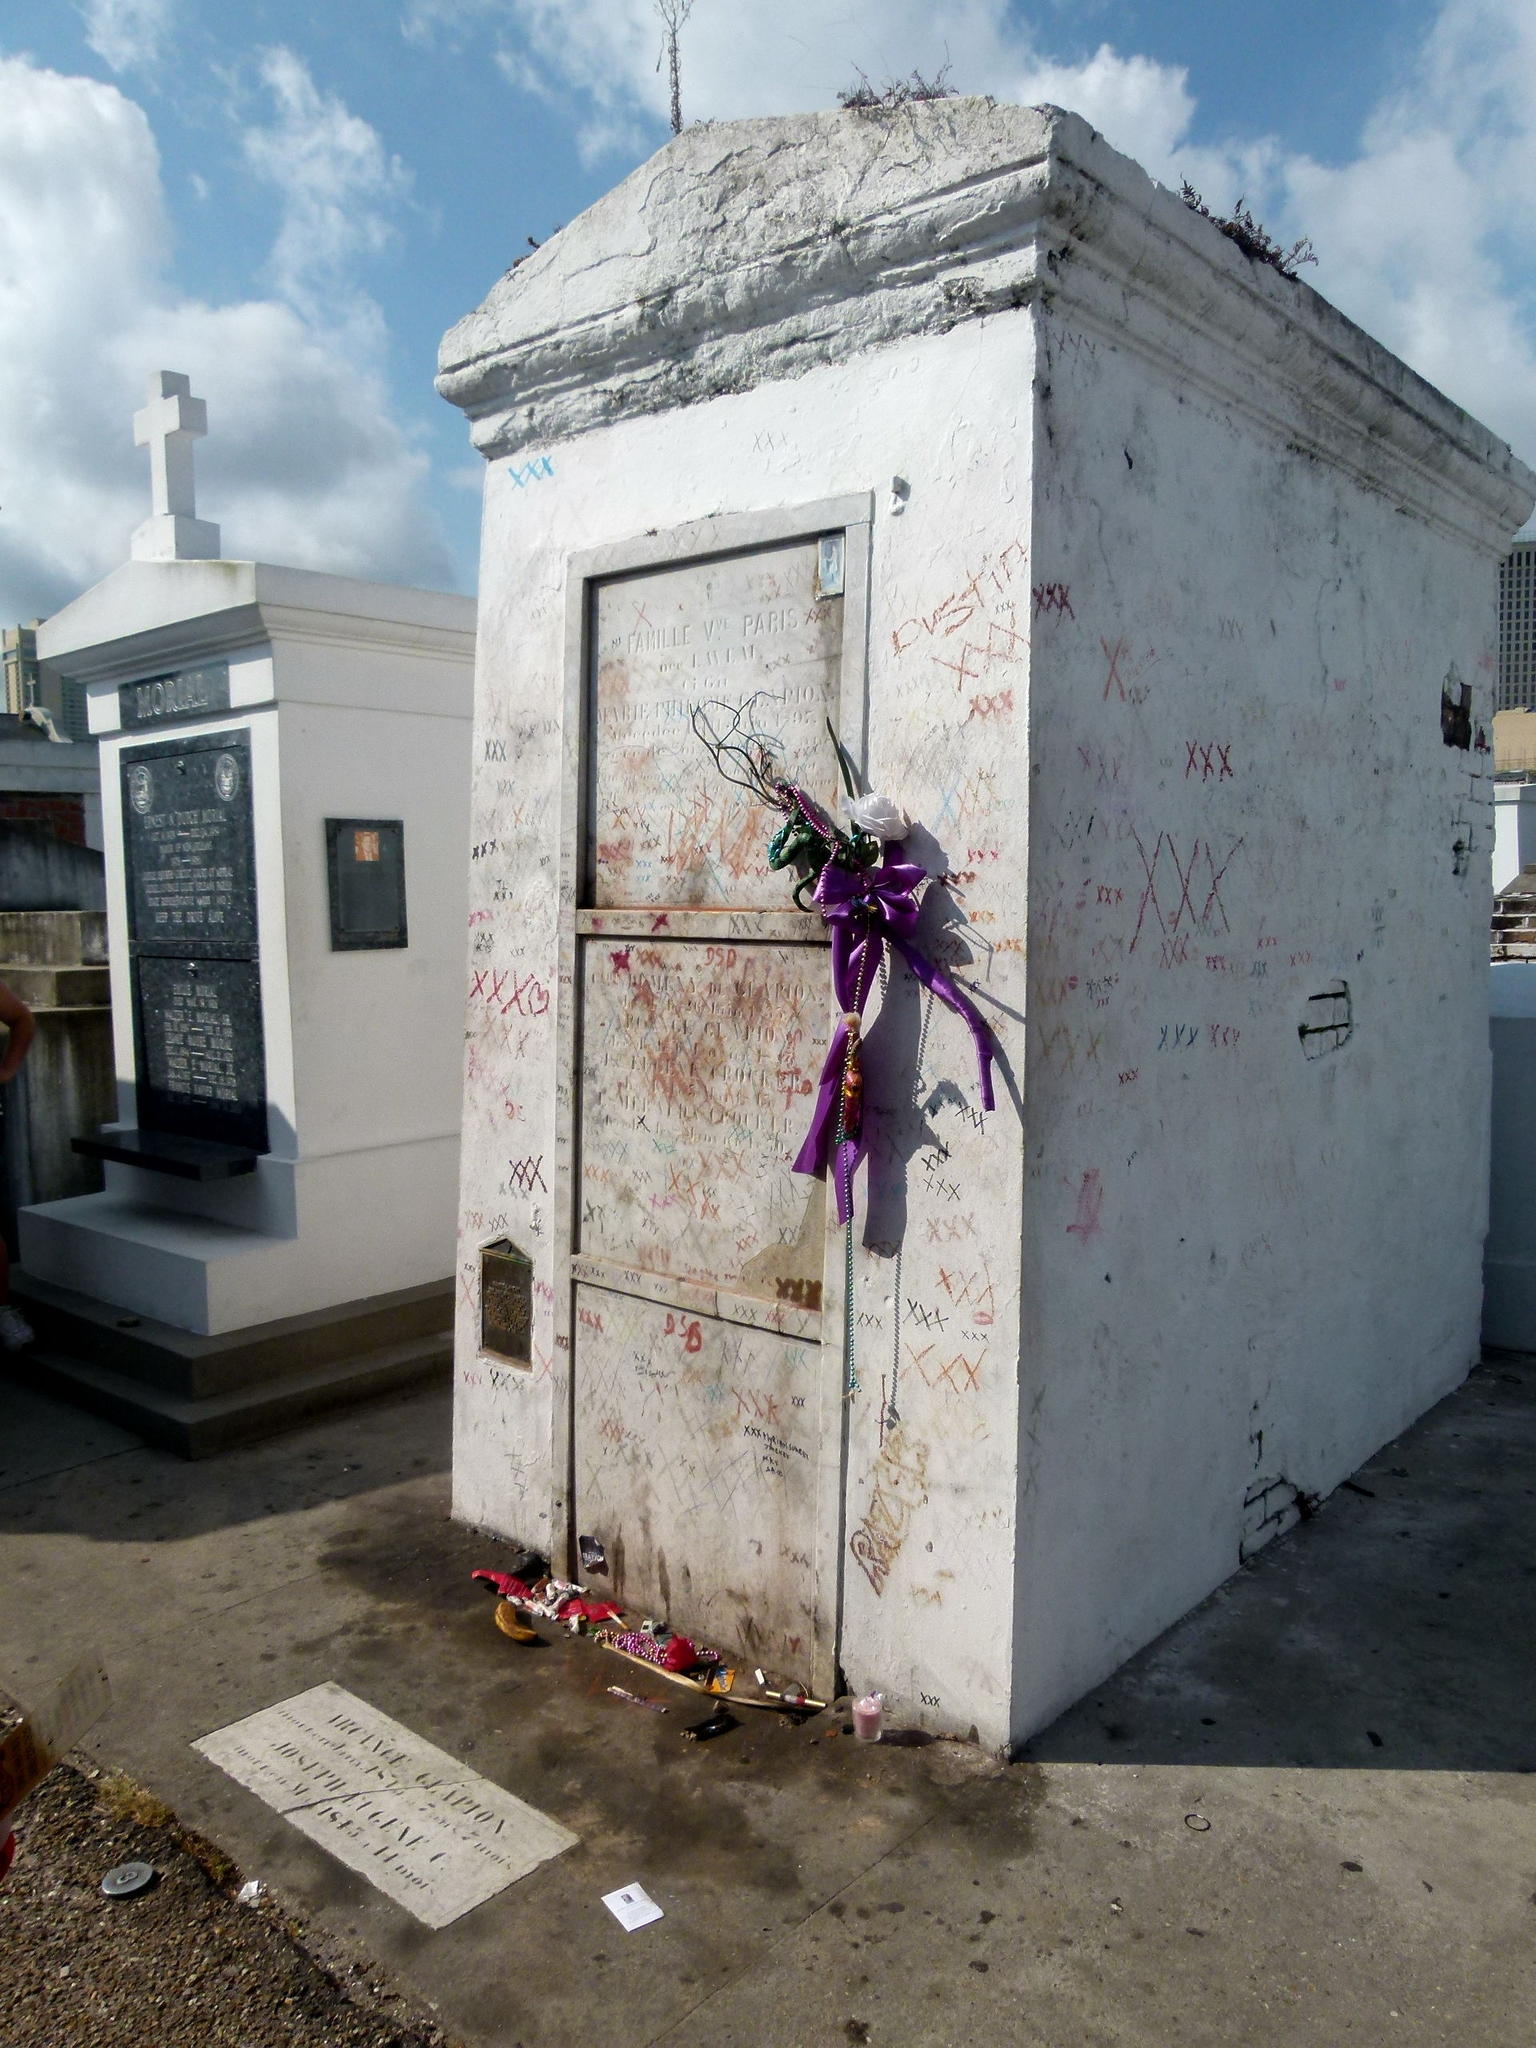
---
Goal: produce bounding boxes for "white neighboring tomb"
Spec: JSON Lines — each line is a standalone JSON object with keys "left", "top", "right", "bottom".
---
{"left": 16, "top": 375, "right": 476, "bottom": 1450}
{"left": 439, "top": 102, "right": 1533, "bottom": 1747}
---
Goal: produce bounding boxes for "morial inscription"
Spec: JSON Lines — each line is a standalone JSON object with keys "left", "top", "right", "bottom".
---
{"left": 119, "top": 660, "right": 231, "bottom": 730}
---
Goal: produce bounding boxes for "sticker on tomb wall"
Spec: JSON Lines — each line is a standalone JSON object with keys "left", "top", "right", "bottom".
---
{"left": 692, "top": 695, "right": 996, "bottom": 1394}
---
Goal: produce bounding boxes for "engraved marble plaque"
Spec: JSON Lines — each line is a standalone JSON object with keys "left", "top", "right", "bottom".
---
{"left": 195, "top": 1683, "right": 577, "bottom": 1929}
{"left": 121, "top": 728, "right": 266, "bottom": 1148}
{"left": 122, "top": 730, "right": 256, "bottom": 956}
{"left": 133, "top": 954, "right": 267, "bottom": 1149}
{"left": 577, "top": 937, "right": 826, "bottom": 1302}
{"left": 588, "top": 537, "right": 843, "bottom": 909}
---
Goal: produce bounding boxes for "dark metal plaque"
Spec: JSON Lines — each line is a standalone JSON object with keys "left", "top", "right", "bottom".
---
{"left": 480, "top": 1238, "right": 532, "bottom": 1366}
{"left": 325, "top": 819, "right": 407, "bottom": 950}
{"left": 132, "top": 955, "right": 268, "bottom": 1150}
{"left": 118, "top": 661, "right": 231, "bottom": 731}
{"left": 122, "top": 731, "right": 256, "bottom": 958}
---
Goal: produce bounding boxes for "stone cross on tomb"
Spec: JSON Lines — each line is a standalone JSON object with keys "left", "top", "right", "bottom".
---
{"left": 131, "top": 369, "right": 221, "bottom": 563}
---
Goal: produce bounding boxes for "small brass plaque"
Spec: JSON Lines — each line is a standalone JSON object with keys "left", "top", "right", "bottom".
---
{"left": 481, "top": 1237, "right": 533, "bottom": 1366}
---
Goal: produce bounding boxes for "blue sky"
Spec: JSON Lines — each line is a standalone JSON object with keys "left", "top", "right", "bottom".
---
{"left": 1, "top": 0, "right": 1532, "bottom": 621}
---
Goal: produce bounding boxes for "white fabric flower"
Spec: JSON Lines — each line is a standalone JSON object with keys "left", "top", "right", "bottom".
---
{"left": 845, "top": 792, "right": 911, "bottom": 842}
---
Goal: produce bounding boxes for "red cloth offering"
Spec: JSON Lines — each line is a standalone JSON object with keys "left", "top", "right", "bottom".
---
{"left": 472, "top": 1570, "right": 534, "bottom": 1601}
{"left": 563, "top": 1598, "right": 623, "bottom": 1623}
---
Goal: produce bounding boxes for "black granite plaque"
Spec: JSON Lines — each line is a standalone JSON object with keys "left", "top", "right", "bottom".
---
{"left": 121, "top": 728, "right": 267, "bottom": 1151}
{"left": 123, "top": 731, "right": 256, "bottom": 957}
{"left": 119, "top": 661, "right": 231, "bottom": 730}
{"left": 325, "top": 818, "right": 407, "bottom": 950}
{"left": 132, "top": 955, "right": 267, "bottom": 1150}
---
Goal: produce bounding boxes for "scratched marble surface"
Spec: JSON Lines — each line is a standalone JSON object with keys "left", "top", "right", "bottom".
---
{"left": 571, "top": 1284, "right": 824, "bottom": 1670}
{"left": 589, "top": 540, "right": 841, "bottom": 909}
{"left": 577, "top": 938, "right": 826, "bottom": 1300}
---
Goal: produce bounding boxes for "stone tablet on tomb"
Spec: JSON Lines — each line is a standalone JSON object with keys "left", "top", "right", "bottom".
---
{"left": 121, "top": 729, "right": 257, "bottom": 956}
{"left": 132, "top": 954, "right": 266, "bottom": 1150}
{"left": 588, "top": 539, "right": 843, "bottom": 909}
{"left": 121, "top": 726, "right": 266, "bottom": 1150}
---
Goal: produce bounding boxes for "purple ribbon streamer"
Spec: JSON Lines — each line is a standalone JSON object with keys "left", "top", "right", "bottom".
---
{"left": 792, "top": 855, "right": 997, "bottom": 1223}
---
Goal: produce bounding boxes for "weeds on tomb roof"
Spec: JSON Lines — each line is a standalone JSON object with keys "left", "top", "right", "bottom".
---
{"left": 507, "top": 227, "right": 561, "bottom": 276}
{"left": 838, "top": 65, "right": 957, "bottom": 111}
{"left": 1180, "top": 184, "right": 1317, "bottom": 280}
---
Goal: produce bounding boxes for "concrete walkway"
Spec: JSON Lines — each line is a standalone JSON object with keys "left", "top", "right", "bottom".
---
{"left": 2, "top": 1355, "right": 1533, "bottom": 2047}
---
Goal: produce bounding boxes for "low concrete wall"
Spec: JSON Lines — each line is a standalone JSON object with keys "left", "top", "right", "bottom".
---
{"left": 0, "top": 910, "right": 114, "bottom": 1244}
{"left": 0, "top": 909, "right": 107, "bottom": 965}
{"left": 1, "top": 1009, "right": 114, "bottom": 1212}
{"left": 0, "top": 822, "right": 106, "bottom": 912}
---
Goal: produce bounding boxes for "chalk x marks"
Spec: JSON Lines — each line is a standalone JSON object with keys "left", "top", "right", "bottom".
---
{"left": 1130, "top": 831, "right": 1244, "bottom": 955}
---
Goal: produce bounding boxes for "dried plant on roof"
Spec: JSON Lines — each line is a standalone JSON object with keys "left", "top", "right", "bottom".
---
{"left": 655, "top": 0, "right": 696, "bottom": 135}
{"left": 838, "top": 65, "right": 956, "bottom": 112}
{"left": 1180, "top": 183, "right": 1317, "bottom": 280}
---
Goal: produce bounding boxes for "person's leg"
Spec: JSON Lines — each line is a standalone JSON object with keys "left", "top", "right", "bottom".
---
{"left": 0, "top": 1212, "right": 32, "bottom": 1348}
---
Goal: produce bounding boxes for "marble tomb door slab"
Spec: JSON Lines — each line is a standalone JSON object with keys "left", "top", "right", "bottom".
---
{"left": 558, "top": 506, "right": 870, "bottom": 1696}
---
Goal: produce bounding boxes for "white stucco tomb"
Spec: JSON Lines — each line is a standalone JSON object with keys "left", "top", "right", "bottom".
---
{"left": 15, "top": 374, "right": 476, "bottom": 1453}
{"left": 438, "top": 102, "right": 1533, "bottom": 1748}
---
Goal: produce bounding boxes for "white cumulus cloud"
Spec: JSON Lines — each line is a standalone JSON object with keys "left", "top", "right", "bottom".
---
{"left": 242, "top": 47, "right": 413, "bottom": 333}
{"left": 77, "top": 0, "right": 175, "bottom": 75}
{"left": 0, "top": 56, "right": 454, "bottom": 623}
{"left": 1269, "top": 0, "right": 1536, "bottom": 482}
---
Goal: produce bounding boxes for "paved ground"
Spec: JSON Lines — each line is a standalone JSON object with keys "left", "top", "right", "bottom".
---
{"left": 1, "top": 1354, "right": 1533, "bottom": 2047}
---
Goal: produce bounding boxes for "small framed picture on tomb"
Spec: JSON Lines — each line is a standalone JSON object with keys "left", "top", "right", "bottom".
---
{"left": 325, "top": 818, "right": 408, "bottom": 950}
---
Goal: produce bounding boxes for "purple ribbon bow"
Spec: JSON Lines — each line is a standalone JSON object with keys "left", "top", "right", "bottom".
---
{"left": 792, "top": 855, "right": 996, "bottom": 1223}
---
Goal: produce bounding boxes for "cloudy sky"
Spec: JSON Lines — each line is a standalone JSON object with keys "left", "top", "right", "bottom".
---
{"left": 3, "top": 0, "right": 1534, "bottom": 622}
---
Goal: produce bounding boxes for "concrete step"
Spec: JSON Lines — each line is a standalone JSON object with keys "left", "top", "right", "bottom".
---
{"left": 6, "top": 1328, "right": 452, "bottom": 1458}
{"left": 18, "top": 1194, "right": 291, "bottom": 1334}
{"left": 12, "top": 1269, "right": 453, "bottom": 1401}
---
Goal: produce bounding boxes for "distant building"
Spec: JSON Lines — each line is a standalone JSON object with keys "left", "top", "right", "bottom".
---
{"left": 1498, "top": 539, "right": 1536, "bottom": 710}
{"left": 1, "top": 623, "right": 41, "bottom": 716}
{"left": 0, "top": 622, "right": 100, "bottom": 848}
{"left": 3, "top": 620, "right": 91, "bottom": 741}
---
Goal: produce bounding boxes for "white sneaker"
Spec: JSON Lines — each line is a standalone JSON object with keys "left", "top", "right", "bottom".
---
{"left": 0, "top": 1306, "right": 34, "bottom": 1350}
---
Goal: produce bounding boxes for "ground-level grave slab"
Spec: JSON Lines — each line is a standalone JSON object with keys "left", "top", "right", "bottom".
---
{"left": 193, "top": 1681, "right": 576, "bottom": 1928}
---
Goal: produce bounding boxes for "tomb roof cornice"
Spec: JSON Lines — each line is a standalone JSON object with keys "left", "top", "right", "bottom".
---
{"left": 36, "top": 559, "right": 476, "bottom": 684}
{"left": 438, "top": 98, "right": 1533, "bottom": 548}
